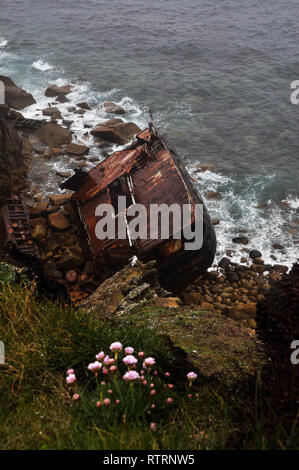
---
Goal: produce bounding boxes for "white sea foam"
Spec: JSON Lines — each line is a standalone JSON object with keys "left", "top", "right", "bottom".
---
{"left": 0, "top": 38, "right": 8, "bottom": 48}
{"left": 32, "top": 59, "right": 54, "bottom": 71}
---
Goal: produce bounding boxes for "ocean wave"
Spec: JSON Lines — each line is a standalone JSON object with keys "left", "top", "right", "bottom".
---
{"left": 32, "top": 59, "right": 54, "bottom": 71}
{"left": 0, "top": 38, "right": 8, "bottom": 48}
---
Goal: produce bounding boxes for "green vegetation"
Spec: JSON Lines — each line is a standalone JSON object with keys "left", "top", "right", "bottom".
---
{"left": 0, "top": 283, "right": 297, "bottom": 450}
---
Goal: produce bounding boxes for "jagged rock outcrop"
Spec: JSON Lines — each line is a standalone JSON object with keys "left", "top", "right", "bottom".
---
{"left": 0, "top": 114, "right": 27, "bottom": 203}
{"left": 80, "top": 260, "right": 172, "bottom": 317}
{"left": 34, "top": 122, "right": 72, "bottom": 147}
{"left": 91, "top": 121, "right": 141, "bottom": 145}
{"left": 256, "top": 263, "right": 299, "bottom": 407}
{"left": 80, "top": 260, "right": 265, "bottom": 386}
{"left": 0, "top": 76, "right": 36, "bottom": 110}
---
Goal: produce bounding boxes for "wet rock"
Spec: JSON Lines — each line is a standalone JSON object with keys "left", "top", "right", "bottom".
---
{"left": 44, "top": 260, "right": 63, "bottom": 279}
{"left": 77, "top": 102, "right": 91, "bottom": 110}
{"left": 65, "top": 143, "right": 89, "bottom": 156}
{"left": 272, "top": 264, "right": 288, "bottom": 274}
{"left": 34, "top": 123, "right": 72, "bottom": 147}
{"left": 45, "top": 84, "right": 73, "bottom": 98}
{"left": 212, "top": 219, "right": 220, "bottom": 225}
{"left": 66, "top": 270, "right": 77, "bottom": 283}
{"left": 218, "top": 257, "right": 231, "bottom": 269}
{"left": 105, "top": 118, "right": 124, "bottom": 126}
{"left": 42, "top": 107, "right": 62, "bottom": 119}
{"left": 205, "top": 190, "right": 221, "bottom": 199}
{"left": 31, "top": 224, "right": 47, "bottom": 241}
{"left": 232, "top": 236, "right": 249, "bottom": 245}
{"left": 272, "top": 243, "right": 284, "bottom": 250}
{"left": 49, "top": 193, "right": 72, "bottom": 206}
{"left": 48, "top": 211, "right": 70, "bottom": 230}
{"left": 57, "top": 247, "right": 85, "bottom": 270}
{"left": 56, "top": 95, "right": 70, "bottom": 103}
{"left": 101, "top": 101, "right": 126, "bottom": 115}
{"left": 0, "top": 75, "right": 36, "bottom": 110}
{"left": 194, "top": 163, "right": 216, "bottom": 173}
{"left": 249, "top": 249, "right": 262, "bottom": 259}
{"left": 91, "top": 121, "right": 141, "bottom": 145}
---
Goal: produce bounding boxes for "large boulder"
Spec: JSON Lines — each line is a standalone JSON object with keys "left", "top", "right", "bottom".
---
{"left": 34, "top": 123, "right": 72, "bottom": 147}
{"left": 0, "top": 76, "right": 36, "bottom": 110}
{"left": 101, "top": 101, "right": 126, "bottom": 115}
{"left": 120, "top": 305, "right": 265, "bottom": 386}
{"left": 65, "top": 143, "right": 89, "bottom": 156}
{"left": 91, "top": 121, "right": 141, "bottom": 145}
{"left": 42, "top": 107, "right": 62, "bottom": 119}
{"left": 45, "top": 84, "right": 73, "bottom": 98}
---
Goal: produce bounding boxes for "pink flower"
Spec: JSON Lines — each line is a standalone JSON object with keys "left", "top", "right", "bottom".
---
{"left": 188, "top": 393, "right": 192, "bottom": 399}
{"left": 122, "top": 371, "right": 140, "bottom": 382}
{"left": 123, "top": 355, "right": 138, "bottom": 367}
{"left": 108, "top": 389, "right": 113, "bottom": 395}
{"left": 138, "top": 351, "right": 145, "bottom": 358}
{"left": 150, "top": 383, "right": 154, "bottom": 388}
{"left": 104, "top": 355, "right": 110, "bottom": 364}
{"left": 115, "top": 399, "right": 120, "bottom": 405}
{"left": 143, "top": 357, "right": 156, "bottom": 368}
{"left": 66, "top": 373, "right": 76, "bottom": 384}
{"left": 67, "top": 368, "right": 74, "bottom": 375}
{"left": 187, "top": 372, "right": 197, "bottom": 382}
{"left": 151, "top": 404, "right": 155, "bottom": 409}
{"left": 87, "top": 361, "right": 102, "bottom": 372}
{"left": 110, "top": 342, "right": 122, "bottom": 353}
{"left": 150, "top": 389, "right": 156, "bottom": 396}
{"left": 72, "top": 393, "right": 80, "bottom": 401}
{"left": 103, "top": 398, "right": 111, "bottom": 406}
{"left": 165, "top": 372, "right": 170, "bottom": 378}
{"left": 103, "top": 367, "right": 109, "bottom": 375}
{"left": 96, "top": 401, "right": 101, "bottom": 408}
{"left": 96, "top": 351, "right": 105, "bottom": 361}
{"left": 142, "top": 380, "right": 147, "bottom": 386}
{"left": 109, "top": 365, "right": 117, "bottom": 373}
{"left": 168, "top": 384, "right": 174, "bottom": 389}
{"left": 108, "top": 358, "right": 115, "bottom": 365}
{"left": 125, "top": 347, "right": 134, "bottom": 355}
{"left": 150, "top": 422, "right": 157, "bottom": 431}
{"left": 166, "top": 397, "right": 173, "bottom": 404}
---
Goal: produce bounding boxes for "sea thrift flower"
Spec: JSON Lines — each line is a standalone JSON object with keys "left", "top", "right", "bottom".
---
{"left": 187, "top": 372, "right": 198, "bottom": 382}
{"left": 150, "top": 422, "right": 157, "bottom": 431}
{"left": 122, "top": 371, "right": 140, "bottom": 382}
{"left": 67, "top": 369, "right": 74, "bottom": 376}
{"left": 110, "top": 342, "right": 122, "bottom": 353}
{"left": 102, "top": 367, "right": 109, "bottom": 375}
{"left": 96, "top": 401, "right": 101, "bottom": 408}
{"left": 108, "top": 358, "right": 115, "bottom": 365}
{"left": 150, "top": 383, "right": 154, "bottom": 388}
{"left": 108, "top": 389, "right": 113, "bottom": 395}
{"left": 188, "top": 394, "right": 192, "bottom": 399}
{"left": 151, "top": 404, "right": 155, "bottom": 409}
{"left": 96, "top": 351, "right": 105, "bottom": 361}
{"left": 66, "top": 373, "right": 76, "bottom": 384}
{"left": 125, "top": 347, "right": 134, "bottom": 355}
{"left": 115, "top": 400, "right": 120, "bottom": 405}
{"left": 138, "top": 351, "right": 145, "bottom": 358}
{"left": 143, "top": 357, "right": 156, "bottom": 368}
{"left": 150, "top": 389, "right": 156, "bottom": 396}
{"left": 168, "top": 384, "right": 174, "bottom": 389}
{"left": 123, "top": 355, "right": 138, "bottom": 367}
{"left": 153, "top": 370, "right": 158, "bottom": 376}
{"left": 109, "top": 365, "right": 117, "bottom": 373}
{"left": 142, "top": 380, "right": 147, "bottom": 386}
{"left": 88, "top": 361, "right": 102, "bottom": 372}
{"left": 72, "top": 393, "right": 80, "bottom": 401}
{"left": 104, "top": 355, "right": 110, "bottom": 365}
{"left": 165, "top": 372, "right": 170, "bottom": 378}
{"left": 103, "top": 398, "right": 111, "bottom": 406}
{"left": 166, "top": 397, "right": 173, "bottom": 404}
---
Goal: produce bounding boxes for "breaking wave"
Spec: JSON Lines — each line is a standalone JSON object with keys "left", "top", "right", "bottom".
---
{"left": 32, "top": 59, "right": 54, "bottom": 71}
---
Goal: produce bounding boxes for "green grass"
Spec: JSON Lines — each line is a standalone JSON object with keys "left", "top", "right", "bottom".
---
{"left": 0, "top": 283, "right": 297, "bottom": 450}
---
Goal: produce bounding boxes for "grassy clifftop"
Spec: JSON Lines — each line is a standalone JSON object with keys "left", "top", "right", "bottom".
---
{"left": 0, "top": 281, "right": 297, "bottom": 450}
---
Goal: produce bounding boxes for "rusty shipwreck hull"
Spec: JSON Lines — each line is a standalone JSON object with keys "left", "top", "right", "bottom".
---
{"left": 61, "top": 125, "right": 216, "bottom": 290}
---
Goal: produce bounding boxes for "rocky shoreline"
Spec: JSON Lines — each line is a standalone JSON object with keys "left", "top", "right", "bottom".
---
{"left": 0, "top": 75, "right": 296, "bottom": 324}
